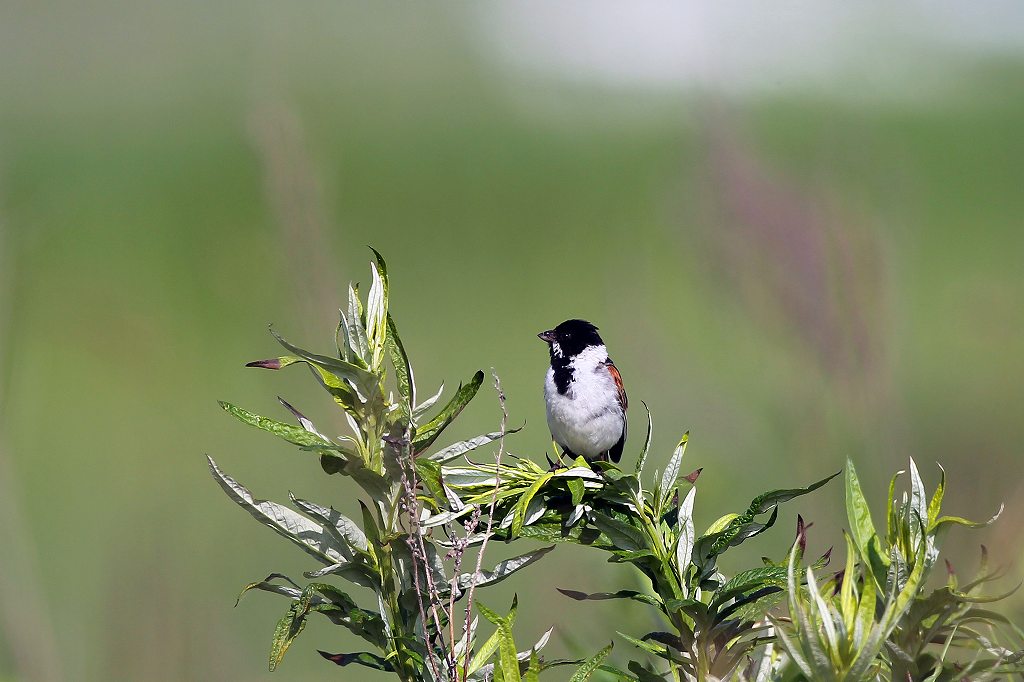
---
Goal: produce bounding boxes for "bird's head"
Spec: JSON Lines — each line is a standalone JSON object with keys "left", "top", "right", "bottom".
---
{"left": 538, "top": 319, "right": 604, "bottom": 359}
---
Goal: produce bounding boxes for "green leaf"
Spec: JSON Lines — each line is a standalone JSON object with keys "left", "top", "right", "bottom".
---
{"left": 927, "top": 463, "right": 945, "bottom": 528}
{"left": 782, "top": 541, "right": 832, "bottom": 678}
{"left": 414, "top": 457, "right": 445, "bottom": 503}
{"left": 658, "top": 432, "right": 688, "bottom": 512}
{"left": 846, "top": 457, "right": 879, "bottom": 557}
{"left": 514, "top": 519, "right": 610, "bottom": 548}
{"left": 885, "top": 468, "right": 904, "bottom": 544}
{"left": 664, "top": 597, "right": 707, "bottom": 621}
{"left": 628, "top": 660, "right": 671, "bottom": 682}
{"left": 219, "top": 401, "right": 336, "bottom": 450}
{"left": 591, "top": 512, "right": 648, "bottom": 553}
{"left": 386, "top": 314, "right": 415, "bottom": 414}
{"left": 300, "top": 582, "right": 387, "bottom": 645}
{"left": 497, "top": 623, "right": 522, "bottom": 682}
{"left": 839, "top": 534, "right": 858, "bottom": 636}
{"left": 302, "top": 561, "right": 378, "bottom": 589}
{"left": 719, "top": 587, "right": 785, "bottom": 623}
{"left": 569, "top": 642, "right": 613, "bottom": 682}
{"left": 316, "top": 455, "right": 391, "bottom": 500}
{"left": 608, "top": 549, "right": 657, "bottom": 562}
{"left": 413, "top": 370, "right": 485, "bottom": 452}
{"left": 524, "top": 649, "right": 541, "bottom": 682}
{"left": 428, "top": 429, "right": 519, "bottom": 464}
{"left": 932, "top": 508, "right": 1003, "bottom": 532}
{"left": 557, "top": 588, "right": 662, "bottom": 608}
{"left": 365, "top": 253, "right": 388, "bottom": 370}
{"left": 909, "top": 457, "right": 928, "bottom": 546}
{"left": 703, "top": 513, "right": 739, "bottom": 536}
{"left": 635, "top": 401, "right": 653, "bottom": 474}
{"left": 457, "top": 546, "right": 554, "bottom": 592}
{"left": 766, "top": 615, "right": 813, "bottom": 679}
{"left": 846, "top": 458, "right": 891, "bottom": 587}
{"left": 358, "top": 500, "right": 380, "bottom": 546}
{"left": 288, "top": 494, "right": 369, "bottom": 553}
{"left": 317, "top": 650, "right": 393, "bottom": 671}
{"left": 413, "top": 382, "right": 445, "bottom": 418}
{"left": 711, "top": 565, "right": 790, "bottom": 609}
{"left": 467, "top": 623, "right": 505, "bottom": 677}
{"left": 692, "top": 506, "right": 780, "bottom": 581}
{"left": 675, "top": 486, "right": 697, "bottom": 578}
{"left": 270, "top": 328, "right": 378, "bottom": 391}
{"left": 512, "top": 473, "right": 553, "bottom": 536}
{"left": 246, "top": 355, "right": 363, "bottom": 413}
{"left": 208, "top": 457, "right": 348, "bottom": 566}
{"left": 269, "top": 582, "right": 379, "bottom": 671}
{"left": 236, "top": 573, "right": 301, "bottom": 601}
{"left": 346, "top": 284, "right": 370, "bottom": 363}
{"left": 567, "top": 477, "right": 585, "bottom": 507}
{"left": 617, "top": 631, "right": 667, "bottom": 657}
{"left": 749, "top": 470, "right": 840, "bottom": 515}
{"left": 477, "top": 598, "right": 521, "bottom": 682}
{"left": 269, "top": 601, "right": 307, "bottom": 671}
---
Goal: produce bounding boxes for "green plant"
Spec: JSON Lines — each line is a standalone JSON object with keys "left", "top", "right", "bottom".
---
{"left": 211, "top": 254, "right": 1023, "bottom": 682}
{"left": 209, "top": 251, "right": 556, "bottom": 681}
{"left": 770, "top": 457, "right": 1022, "bottom": 681}
{"left": 447, "top": 420, "right": 838, "bottom": 682}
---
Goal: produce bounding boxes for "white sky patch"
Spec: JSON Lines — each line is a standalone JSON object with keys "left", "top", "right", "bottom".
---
{"left": 472, "top": 1, "right": 1024, "bottom": 96}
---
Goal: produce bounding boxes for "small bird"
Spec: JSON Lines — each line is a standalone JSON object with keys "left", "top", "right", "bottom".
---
{"left": 538, "top": 319, "right": 627, "bottom": 463}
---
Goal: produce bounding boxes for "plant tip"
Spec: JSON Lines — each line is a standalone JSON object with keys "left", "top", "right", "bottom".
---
{"left": 246, "top": 358, "right": 281, "bottom": 370}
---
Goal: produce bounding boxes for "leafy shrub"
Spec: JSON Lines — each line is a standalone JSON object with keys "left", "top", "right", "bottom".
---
{"left": 210, "top": 252, "right": 1021, "bottom": 681}
{"left": 448, "top": 431, "right": 836, "bottom": 681}
{"left": 769, "top": 459, "right": 1022, "bottom": 681}
{"left": 210, "top": 252, "right": 558, "bottom": 681}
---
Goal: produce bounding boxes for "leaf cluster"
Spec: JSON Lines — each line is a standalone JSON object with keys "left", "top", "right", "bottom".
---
{"left": 446, "top": 408, "right": 838, "bottom": 681}
{"left": 210, "top": 252, "right": 1022, "bottom": 682}
{"left": 210, "top": 252, "right": 561, "bottom": 681}
{"left": 769, "top": 458, "right": 1022, "bottom": 681}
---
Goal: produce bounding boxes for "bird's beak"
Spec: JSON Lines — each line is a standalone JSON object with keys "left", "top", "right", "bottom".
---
{"left": 537, "top": 330, "right": 557, "bottom": 343}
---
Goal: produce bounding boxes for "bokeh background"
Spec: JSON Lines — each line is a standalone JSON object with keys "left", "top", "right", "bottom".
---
{"left": 2, "top": 2, "right": 1022, "bottom": 680}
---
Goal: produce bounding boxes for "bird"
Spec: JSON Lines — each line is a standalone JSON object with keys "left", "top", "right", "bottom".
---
{"left": 538, "top": 319, "right": 627, "bottom": 463}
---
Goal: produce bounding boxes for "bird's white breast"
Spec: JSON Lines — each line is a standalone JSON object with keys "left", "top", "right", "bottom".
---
{"left": 544, "top": 344, "right": 624, "bottom": 458}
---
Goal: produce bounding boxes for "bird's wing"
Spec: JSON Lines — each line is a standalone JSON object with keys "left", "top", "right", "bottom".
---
{"left": 605, "top": 360, "right": 628, "bottom": 411}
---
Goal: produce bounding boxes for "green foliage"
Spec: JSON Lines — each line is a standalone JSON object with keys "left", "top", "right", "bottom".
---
{"left": 211, "top": 251, "right": 550, "bottom": 682}
{"left": 769, "top": 458, "right": 1022, "bottom": 681}
{"left": 212, "top": 254, "right": 1022, "bottom": 682}
{"left": 447, "top": 414, "right": 838, "bottom": 681}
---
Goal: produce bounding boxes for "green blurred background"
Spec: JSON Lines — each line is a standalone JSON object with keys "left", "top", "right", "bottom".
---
{"left": 1, "top": 3, "right": 1022, "bottom": 680}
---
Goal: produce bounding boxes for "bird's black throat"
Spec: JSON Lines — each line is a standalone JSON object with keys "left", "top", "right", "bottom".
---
{"left": 549, "top": 351, "right": 574, "bottom": 395}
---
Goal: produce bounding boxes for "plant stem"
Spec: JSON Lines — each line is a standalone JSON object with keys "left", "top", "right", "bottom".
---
{"left": 460, "top": 371, "right": 507, "bottom": 682}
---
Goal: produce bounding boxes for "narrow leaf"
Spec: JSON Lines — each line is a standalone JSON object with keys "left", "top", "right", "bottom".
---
{"left": 513, "top": 473, "right": 553, "bottom": 536}
{"left": 635, "top": 401, "right": 653, "bottom": 474}
{"left": 557, "top": 588, "right": 662, "bottom": 608}
{"left": 676, "top": 486, "right": 697, "bottom": 578}
{"left": 386, "top": 313, "right": 415, "bottom": 411}
{"left": 289, "top": 495, "right": 369, "bottom": 552}
{"left": 458, "top": 547, "right": 555, "bottom": 592}
{"left": 428, "top": 428, "right": 522, "bottom": 464}
{"left": 269, "top": 602, "right": 307, "bottom": 671}
{"left": 413, "top": 370, "right": 485, "bottom": 452}
{"left": 220, "top": 401, "right": 334, "bottom": 449}
{"left": 659, "top": 432, "right": 689, "bottom": 506}
{"left": 569, "top": 642, "right": 613, "bottom": 682}
{"left": 270, "top": 328, "right": 377, "bottom": 390}
{"left": 845, "top": 458, "right": 879, "bottom": 559}
{"left": 208, "top": 457, "right": 346, "bottom": 565}
{"left": 317, "top": 650, "right": 393, "bottom": 671}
